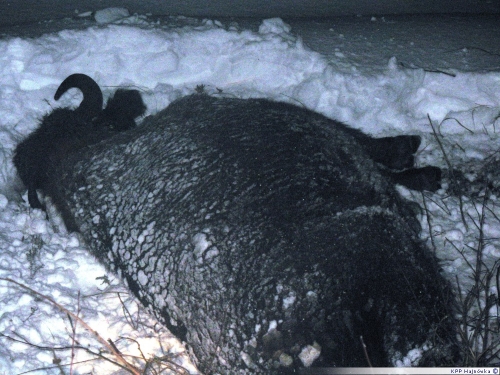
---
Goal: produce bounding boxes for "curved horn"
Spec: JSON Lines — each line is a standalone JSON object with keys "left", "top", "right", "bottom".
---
{"left": 54, "top": 73, "right": 103, "bottom": 121}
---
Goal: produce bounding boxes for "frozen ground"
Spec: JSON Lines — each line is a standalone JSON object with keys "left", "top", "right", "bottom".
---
{"left": 0, "top": 9, "right": 500, "bottom": 374}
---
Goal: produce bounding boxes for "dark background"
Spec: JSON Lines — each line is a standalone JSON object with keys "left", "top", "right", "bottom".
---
{"left": 0, "top": 0, "right": 499, "bottom": 27}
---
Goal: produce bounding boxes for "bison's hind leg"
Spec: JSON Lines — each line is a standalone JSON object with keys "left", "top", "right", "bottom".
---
{"left": 365, "top": 135, "right": 421, "bottom": 170}
{"left": 389, "top": 166, "right": 442, "bottom": 192}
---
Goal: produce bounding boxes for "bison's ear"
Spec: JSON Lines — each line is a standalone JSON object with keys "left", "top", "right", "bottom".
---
{"left": 105, "top": 89, "right": 146, "bottom": 119}
{"left": 98, "top": 89, "right": 147, "bottom": 131}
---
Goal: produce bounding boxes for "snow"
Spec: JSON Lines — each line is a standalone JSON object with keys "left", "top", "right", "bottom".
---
{"left": 94, "top": 7, "right": 130, "bottom": 24}
{"left": 0, "top": 10, "right": 499, "bottom": 374}
{"left": 299, "top": 342, "right": 322, "bottom": 367}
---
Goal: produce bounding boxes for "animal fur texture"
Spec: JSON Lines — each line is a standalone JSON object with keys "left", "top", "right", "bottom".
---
{"left": 13, "top": 74, "right": 145, "bottom": 209}
{"left": 16, "top": 88, "right": 457, "bottom": 373}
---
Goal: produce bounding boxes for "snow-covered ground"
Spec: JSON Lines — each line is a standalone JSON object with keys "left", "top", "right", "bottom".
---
{"left": 0, "top": 9, "right": 500, "bottom": 374}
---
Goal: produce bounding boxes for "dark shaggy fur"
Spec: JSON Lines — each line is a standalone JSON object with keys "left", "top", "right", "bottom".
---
{"left": 13, "top": 74, "right": 146, "bottom": 210}
{"left": 15, "top": 82, "right": 457, "bottom": 373}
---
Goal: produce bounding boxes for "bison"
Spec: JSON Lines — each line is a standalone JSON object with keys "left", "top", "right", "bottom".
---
{"left": 14, "top": 75, "right": 457, "bottom": 374}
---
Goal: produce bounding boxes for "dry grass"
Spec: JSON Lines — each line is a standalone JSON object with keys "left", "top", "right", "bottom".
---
{"left": 0, "top": 276, "right": 196, "bottom": 375}
{"left": 414, "top": 114, "right": 500, "bottom": 366}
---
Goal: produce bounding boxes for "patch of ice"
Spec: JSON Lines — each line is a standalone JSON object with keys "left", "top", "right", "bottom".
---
{"left": 94, "top": 7, "right": 130, "bottom": 24}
